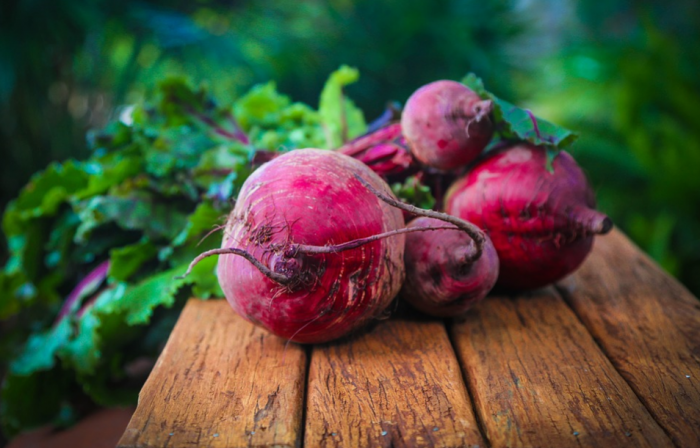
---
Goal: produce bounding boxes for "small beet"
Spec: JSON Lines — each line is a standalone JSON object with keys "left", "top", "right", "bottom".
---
{"left": 445, "top": 143, "right": 613, "bottom": 290}
{"left": 401, "top": 217, "right": 499, "bottom": 317}
{"left": 401, "top": 80, "right": 494, "bottom": 171}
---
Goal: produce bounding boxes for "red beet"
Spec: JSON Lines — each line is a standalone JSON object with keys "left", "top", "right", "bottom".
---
{"left": 401, "top": 80, "right": 494, "bottom": 171}
{"left": 402, "top": 217, "right": 499, "bottom": 317}
{"left": 445, "top": 143, "right": 613, "bottom": 290}
{"left": 211, "top": 149, "right": 407, "bottom": 343}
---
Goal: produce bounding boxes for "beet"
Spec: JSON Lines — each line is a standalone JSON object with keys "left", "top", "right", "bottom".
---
{"left": 211, "top": 149, "right": 408, "bottom": 343}
{"left": 401, "top": 217, "right": 499, "bottom": 317}
{"left": 445, "top": 143, "right": 613, "bottom": 290}
{"left": 401, "top": 80, "right": 494, "bottom": 171}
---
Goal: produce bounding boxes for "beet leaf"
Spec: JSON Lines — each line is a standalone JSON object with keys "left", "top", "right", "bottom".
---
{"left": 463, "top": 73, "right": 578, "bottom": 170}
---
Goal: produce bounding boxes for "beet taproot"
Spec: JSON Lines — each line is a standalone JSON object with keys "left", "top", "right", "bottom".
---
{"left": 401, "top": 80, "right": 494, "bottom": 171}
{"left": 216, "top": 149, "right": 406, "bottom": 342}
{"left": 401, "top": 217, "right": 499, "bottom": 317}
{"left": 445, "top": 143, "right": 612, "bottom": 290}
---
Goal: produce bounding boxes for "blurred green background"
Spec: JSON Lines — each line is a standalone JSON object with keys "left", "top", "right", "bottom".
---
{"left": 1, "top": 0, "right": 699, "bottom": 294}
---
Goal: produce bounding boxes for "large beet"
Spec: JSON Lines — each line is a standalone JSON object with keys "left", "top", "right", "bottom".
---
{"left": 217, "top": 149, "right": 406, "bottom": 343}
{"left": 445, "top": 144, "right": 612, "bottom": 290}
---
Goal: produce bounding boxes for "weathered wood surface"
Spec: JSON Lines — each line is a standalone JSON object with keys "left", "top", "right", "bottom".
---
{"left": 305, "top": 319, "right": 484, "bottom": 448}
{"left": 117, "top": 299, "right": 307, "bottom": 448}
{"left": 450, "top": 288, "right": 673, "bottom": 448}
{"left": 118, "top": 230, "right": 700, "bottom": 447}
{"left": 558, "top": 229, "right": 700, "bottom": 447}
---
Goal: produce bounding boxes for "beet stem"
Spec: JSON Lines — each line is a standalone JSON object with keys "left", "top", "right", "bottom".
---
{"left": 294, "top": 225, "right": 457, "bottom": 254}
{"left": 525, "top": 109, "right": 542, "bottom": 140}
{"left": 365, "top": 102, "right": 401, "bottom": 134}
{"left": 225, "top": 110, "right": 250, "bottom": 145}
{"left": 353, "top": 174, "right": 486, "bottom": 261}
{"left": 55, "top": 260, "right": 110, "bottom": 324}
{"left": 337, "top": 123, "right": 402, "bottom": 156}
{"left": 177, "top": 247, "right": 291, "bottom": 284}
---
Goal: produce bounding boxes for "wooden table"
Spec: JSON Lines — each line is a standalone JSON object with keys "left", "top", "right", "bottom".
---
{"left": 117, "top": 230, "right": 700, "bottom": 448}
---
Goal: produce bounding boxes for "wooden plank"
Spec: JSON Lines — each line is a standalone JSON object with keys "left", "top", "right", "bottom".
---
{"left": 305, "top": 319, "right": 485, "bottom": 448}
{"left": 117, "top": 299, "right": 307, "bottom": 448}
{"left": 558, "top": 229, "right": 700, "bottom": 446}
{"left": 450, "top": 288, "right": 674, "bottom": 448}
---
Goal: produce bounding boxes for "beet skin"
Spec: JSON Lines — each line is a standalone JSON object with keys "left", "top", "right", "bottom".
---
{"left": 445, "top": 144, "right": 612, "bottom": 290}
{"left": 401, "top": 217, "right": 499, "bottom": 317}
{"left": 217, "top": 149, "right": 405, "bottom": 343}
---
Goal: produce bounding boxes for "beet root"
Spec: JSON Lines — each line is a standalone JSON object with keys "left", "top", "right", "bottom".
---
{"left": 401, "top": 80, "right": 494, "bottom": 171}
{"left": 212, "top": 149, "right": 408, "bottom": 343}
{"left": 445, "top": 143, "right": 613, "bottom": 290}
{"left": 401, "top": 217, "right": 499, "bottom": 317}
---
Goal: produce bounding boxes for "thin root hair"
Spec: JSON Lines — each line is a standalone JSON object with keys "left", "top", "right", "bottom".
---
{"left": 176, "top": 246, "right": 290, "bottom": 285}
{"left": 197, "top": 223, "right": 227, "bottom": 247}
{"left": 352, "top": 174, "right": 487, "bottom": 262}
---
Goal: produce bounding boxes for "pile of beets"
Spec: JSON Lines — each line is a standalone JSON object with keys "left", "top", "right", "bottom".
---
{"left": 183, "top": 79, "right": 613, "bottom": 343}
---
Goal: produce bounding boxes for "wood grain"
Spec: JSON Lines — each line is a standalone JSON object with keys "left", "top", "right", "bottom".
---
{"left": 305, "top": 319, "right": 485, "bottom": 448}
{"left": 450, "top": 288, "right": 673, "bottom": 448}
{"left": 117, "top": 299, "right": 307, "bottom": 448}
{"left": 558, "top": 229, "right": 700, "bottom": 447}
